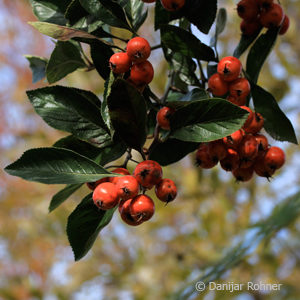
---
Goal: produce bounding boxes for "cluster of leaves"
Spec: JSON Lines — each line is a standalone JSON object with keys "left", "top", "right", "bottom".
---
{"left": 5, "top": 0, "right": 297, "bottom": 261}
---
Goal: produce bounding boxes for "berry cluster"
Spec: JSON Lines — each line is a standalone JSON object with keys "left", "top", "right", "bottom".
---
{"left": 88, "top": 161, "right": 177, "bottom": 226}
{"left": 208, "top": 56, "right": 250, "bottom": 106}
{"left": 237, "top": 0, "right": 289, "bottom": 36}
{"left": 109, "top": 37, "right": 154, "bottom": 89}
{"left": 202, "top": 56, "right": 285, "bottom": 182}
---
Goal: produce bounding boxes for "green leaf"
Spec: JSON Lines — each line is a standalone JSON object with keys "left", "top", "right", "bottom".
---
{"left": 28, "top": 21, "right": 113, "bottom": 46}
{"left": 233, "top": 33, "right": 260, "bottom": 59}
{"left": 154, "top": 0, "right": 182, "bottom": 30}
{"left": 49, "top": 183, "right": 83, "bottom": 212}
{"left": 53, "top": 135, "right": 127, "bottom": 164}
{"left": 67, "top": 193, "right": 116, "bottom": 261}
{"left": 183, "top": 0, "right": 217, "bottom": 34}
{"left": 65, "top": 0, "right": 88, "bottom": 25}
{"left": 210, "top": 8, "right": 227, "bottom": 48}
{"left": 46, "top": 41, "right": 86, "bottom": 83}
{"left": 30, "top": 0, "right": 69, "bottom": 25}
{"left": 149, "top": 139, "right": 199, "bottom": 166}
{"left": 90, "top": 41, "right": 114, "bottom": 80}
{"left": 4, "top": 147, "right": 117, "bottom": 184}
{"left": 107, "top": 79, "right": 147, "bottom": 151}
{"left": 124, "top": 0, "right": 147, "bottom": 32}
{"left": 79, "top": 0, "right": 131, "bottom": 30}
{"left": 27, "top": 86, "right": 111, "bottom": 147}
{"left": 170, "top": 99, "right": 249, "bottom": 142}
{"left": 101, "top": 71, "right": 115, "bottom": 134}
{"left": 161, "top": 25, "right": 216, "bottom": 62}
{"left": 180, "top": 88, "right": 210, "bottom": 101}
{"left": 24, "top": 55, "right": 48, "bottom": 83}
{"left": 246, "top": 28, "right": 279, "bottom": 83}
{"left": 251, "top": 84, "right": 297, "bottom": 144}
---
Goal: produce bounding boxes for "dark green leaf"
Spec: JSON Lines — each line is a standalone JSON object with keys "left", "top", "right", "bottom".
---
{"left": 49, "top": 183, "right": 83, "bottom": 212}
{"left": 53, "top": 135, "right": 127, "bottom": 164}
{"left": 27, "top": 86, "right": 111, "bottom": 147}
{"left": 46, "top": 41, "right": 86, "bottom": 83}
{"left": 79, "top": 0, "right": 131, "bottom": 30}
{"left": 4, "top": 147, "right": 116, "bottom": 184}
{"left": 90, "top": 41, "right": 114, "bottom": 80}
{"left": 30, "top": 0, "right": 69, "bottom": 25}
{"left": 24, "top": 55, "right": 48, "bottom": 83}
{"left": 246, "top": 28, "right": 279, "bottom": 83}
{"left": 124, "top": 0, "right": 147, "bottom": 32}
{"left": 183, "top": 0, "right": 217, "bottom": 34}
{"left": 149, "top": 139, "right": 199, "bottom": 166}
{"left": 233, "top": 33, "right": 260, "bottom": 59}
{"left": 210, "top": 8, "right": 227, "bottom": 48}
{"left": 154, "top": 0, "right": 182, "bottom": 30}
{"left": 107, "top": 79, "right": 147, "bottom": 151}
{"left": 170, "top": 99, "right": 249, "bottom": 142}
{"left": 251, "top": 84, "right": 297, "bottom": 144}
{"left": 67, "top": 193, "right": 115, "bottom": 261}
{"left": 65, "top": 0, "right": 88, "bottom": 25}
{"left": 161, "top": 25, "right": 216, "bottom": 62}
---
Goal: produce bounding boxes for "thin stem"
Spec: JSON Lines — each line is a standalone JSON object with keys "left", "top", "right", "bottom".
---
{"left": 197, "top": 60, "right": 206, "bottom": 88}
{"left": 147, "top": 88, "right": 162, "bottom": 104}
{"left": 151, "top": 44, "right": 162, "bottom": 51}
{"left": 161, "top": 72, "right": 175, "bottom": 104}
{"left": 122, "top": 148, "right": 132, "bottom": 168}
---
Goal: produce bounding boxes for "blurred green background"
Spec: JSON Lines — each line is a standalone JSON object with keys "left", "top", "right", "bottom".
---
{"left": 1, "top": 0, "right": 300, "bottom": 299}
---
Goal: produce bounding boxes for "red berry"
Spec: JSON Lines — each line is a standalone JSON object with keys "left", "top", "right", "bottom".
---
{"left": 155, "top": 178, "right": 177, "bottom": 203}
{"left": 115, "top": 175, "right": 139, "bottom": 201}
{"left": 240, "top": 19, "right": 262, "bottom": 36}
{"left": 259, "top": 3, "right": 284, "bottom": 28}
{"left": 109, "top": 52, "right": 132, "bottom": 74}
{"left": 240, "top": 106, "right": 255, "bottom": 129}
{"left": 195, "top": 143, "right": 218, "bottom": 169}
{"left": 110, "top": 168, "right": 130, "bottom": 184}
{"left": 238, "top": 134, "right": 259, "bottom": 162}
{"left": 258, "top": 0, "right": 273, "bottom": 9}
{"left": 237, "top": 0, "right": 260, "bottom": 22}
{"left": 156, "top": 106, "right": 175, "bottom": 130}
{"left": 232, "top": 166, "right": 254, "bottom": 182}
{"left": 254, "top": 155, "right": 275, "bottom": 179}
{"left": 223, "top": 129, "right": 245, "bottom": 149}
{"left": 227, "top": 95, "right": 246, "bottom": 106}
{"left": 279, "top": 15, "right": 290, "bottom": 35}
{"left": 208, "top": 139, "right": 227, "bottom": 161}
{"left": 244, "top": 112, "right": 264, "bottom": 134}
{"left": 129, "top": 60, "right": 154, "bottom": 86}
{"left": 86, "top": 177, "right": 109, "bottom": 190}
{"left": 208, "top": 73, "right": 229, "bottom": 96}
{"left": 134, "top": 160, "right": 163, "bottom": 189}
{"left": 93, "top": 182, "right": 119, "bottom": 210}
{"left": 130, "top": 195, "right": 155, "bottom": 222}
{"left": 217, "top": 56, "right": 242, "bottom": 82}
{"left": 160, "top": 0, "right": 185, "bottom": 11}
{"left": 229, "top": 78, "right": 251, "bottom": 101}
{"left": 254, "top": 134, "right": 269, "bottom": 152}
{"left": 264, "top": 146, "right": 285, "bottom": 171}
{"left": 119, "top": 199, "right": 144, "bottom": 226}
{"left": 126, "top": 37, "right": 151, "bottom": 63}
{"left": 220, "top": 148, "right": 240, "bottom": 172}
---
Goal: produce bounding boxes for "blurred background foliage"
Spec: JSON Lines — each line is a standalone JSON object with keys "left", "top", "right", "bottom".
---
{"left": 0, "top": 0, "right": 300, "bottom": 299}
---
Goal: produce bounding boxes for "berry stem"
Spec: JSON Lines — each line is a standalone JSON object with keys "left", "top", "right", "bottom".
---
{"left": 151, "top": 44, "right": 162, "bottom": 51}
